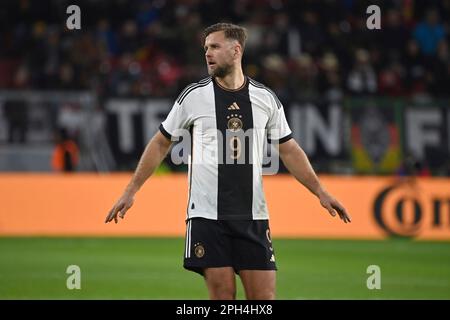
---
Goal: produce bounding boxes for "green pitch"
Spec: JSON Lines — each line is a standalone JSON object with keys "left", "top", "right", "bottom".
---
{"left": 0, "top": 237, "right": 449, "bottom": 299}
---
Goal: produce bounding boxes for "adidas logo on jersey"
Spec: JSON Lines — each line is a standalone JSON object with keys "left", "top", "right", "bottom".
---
{"left": 227, "top": 102, "right": 240, "bottom": 110}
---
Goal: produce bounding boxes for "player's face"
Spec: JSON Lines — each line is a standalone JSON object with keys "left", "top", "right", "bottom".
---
{"left": 204, "top": 31, "right": 239, "bottom": 78}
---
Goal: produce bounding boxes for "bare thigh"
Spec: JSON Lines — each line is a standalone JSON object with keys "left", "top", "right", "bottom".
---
{"left": 239, "top": 270, "right": 276, "bottom": 300}
{"left": 204, "top": 267, "right": 236, "bottom": 300}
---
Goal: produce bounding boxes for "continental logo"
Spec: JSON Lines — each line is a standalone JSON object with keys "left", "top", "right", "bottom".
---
{"left": 373, "top": 181, "right": 450, "bottom": 238}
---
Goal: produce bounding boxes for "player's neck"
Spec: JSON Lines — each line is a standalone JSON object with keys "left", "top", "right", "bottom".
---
{"left": 215, "top": 68, "right": 245, "bottom": 90}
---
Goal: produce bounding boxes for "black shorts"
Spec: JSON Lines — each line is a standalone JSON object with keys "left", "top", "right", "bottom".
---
{"left": 183, "top": 217, "right": 277, "bottom": 276}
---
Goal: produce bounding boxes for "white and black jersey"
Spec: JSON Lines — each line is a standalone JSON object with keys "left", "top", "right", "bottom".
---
{"left": 160, "top": 76, "right": 292, "bottom": 220}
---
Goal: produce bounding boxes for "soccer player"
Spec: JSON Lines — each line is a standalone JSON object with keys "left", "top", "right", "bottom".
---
{"left": 105, "top": 23, "right": 351, "bottom": 300}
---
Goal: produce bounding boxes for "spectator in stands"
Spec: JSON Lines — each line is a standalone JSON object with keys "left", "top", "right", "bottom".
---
{"left": 427, "top": 40, "right": 450, "bottom": 96}
{"left": 378, "top": 59, "right": 405, "bottom": 96}
{"left": 298, "top": 10, "right": 326, "bottom": 56}
{"left": 403, "top": 39, "right": 427, "bottom": 95}
{"left": 289, "top": 53, "right": 319, "bottom": 101}
{"left": 261, "top": 54, "right": 289, "bottom": 102}
{"left": 380, "top": 8, "right": 409, "bottom": 56}
{"left": 4, "top": 65, "right": 29, "bottom": 143}
{"left": 396, "top": 154, "right": 431, "bottom": 177}
{"left": 413, "top": 8, "right": 446, "bottom": 56}
{"left": 51, "top": 128, "right": 79, "bottom": 172}
{"left": 347, "top": 49, "right": 378, "bottom": 95}
{"left": 317, "top": 52, "right": 343, "bottom": 102}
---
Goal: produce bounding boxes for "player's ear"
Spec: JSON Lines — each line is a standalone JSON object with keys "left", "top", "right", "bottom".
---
{"left": 234, "top": 43, "right": 242, "bottom": 58}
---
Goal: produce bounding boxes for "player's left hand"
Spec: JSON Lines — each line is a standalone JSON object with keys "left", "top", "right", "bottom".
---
{"left": 105, "top": 192, "right": 135, "bottom": 224}
{"left": 318, "top": 190, "right": 351, "bottom": 223}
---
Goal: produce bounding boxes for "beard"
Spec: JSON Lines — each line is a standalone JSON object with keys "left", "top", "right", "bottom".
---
{"left": 209, "top": 62, "right": 233, "bottom": 78}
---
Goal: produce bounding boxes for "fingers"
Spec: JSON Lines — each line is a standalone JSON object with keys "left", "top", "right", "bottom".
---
{"left": 341, "top": 209, "right": 352, "bottom": 223}
{"left": 105, "top": 208, "right": 117, "bottom": 223}
{"left": 325, "top": 199, "right": 351, "bottom": 224}
{"left": 340, "top": 209, "right": 351, "bottom": 223}
{"left": 118, "top": 206, "right": 129, "bottom": 219}
{"left": 119, "top": 199, "right": 134, "bottom": 220}
{"left": 321, "top": 194, "right": 352, "bottom": 224}
{"left": 333, "top": 202, "right": 352, "bottom": 224}
{"left": 321, "top": 198, "right": 336, "bottom": 217}
{"left": 105, "top": 202, "right": 124, "bottom": 224}
{"left": 105, "top": 198, "right": 134, "bottom": 224}
{"left": 324, "top": 203, "right": 336, "bottom": 217}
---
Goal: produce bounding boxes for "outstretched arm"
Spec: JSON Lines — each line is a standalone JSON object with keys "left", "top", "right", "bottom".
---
{"left": 278, "top": 138, "right": 351, "bottom": 223}
{"left": 105, "top": 131, "right": 172, "bottom": 223}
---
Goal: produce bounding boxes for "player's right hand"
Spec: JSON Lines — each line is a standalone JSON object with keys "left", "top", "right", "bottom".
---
{"left": 105, "top": 193, "right": 135, "bottom": 224}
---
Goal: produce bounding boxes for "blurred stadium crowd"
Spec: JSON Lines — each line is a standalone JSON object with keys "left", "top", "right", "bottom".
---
{"left": 1, "top": 0, "right": 449, "bottom": 99}
{"left": 0, "top": 0, "right": 449, "bottom": 175}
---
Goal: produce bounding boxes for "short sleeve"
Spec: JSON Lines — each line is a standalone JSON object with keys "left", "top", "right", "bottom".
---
{"left": 266, "top": 97, "right": 292, "bottom": 144}
{"left": 159, "top": 101, "right": 192, "bottom": 140}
